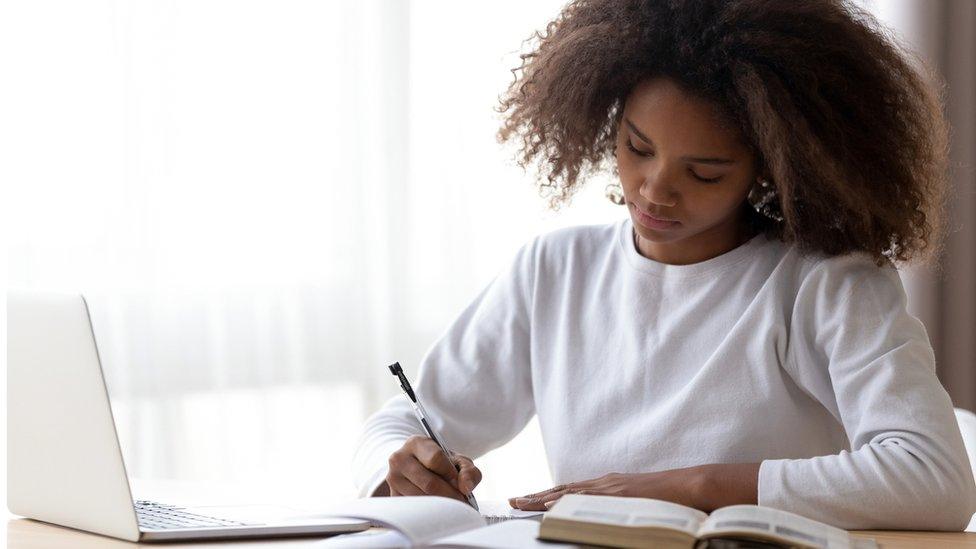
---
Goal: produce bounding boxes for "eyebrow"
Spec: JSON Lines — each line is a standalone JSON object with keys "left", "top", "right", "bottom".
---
{"left": 624, "top": 118, "right": 736, "bottom": 165}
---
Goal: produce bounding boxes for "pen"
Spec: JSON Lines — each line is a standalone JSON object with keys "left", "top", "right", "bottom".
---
{"left": 388, "top": 361, "right": 480, "bottom": 511}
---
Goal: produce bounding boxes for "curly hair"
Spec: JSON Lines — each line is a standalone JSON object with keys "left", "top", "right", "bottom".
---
{"left": 495, "top": 0, "right": 950, "bottom": 265}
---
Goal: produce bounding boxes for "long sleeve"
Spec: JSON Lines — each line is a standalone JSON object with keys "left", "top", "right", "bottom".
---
{"left": 759, "top": 254, "right": 976, "bottom": 530}
{"left": 350, "top": 238, "right": 539, "bottom": 498}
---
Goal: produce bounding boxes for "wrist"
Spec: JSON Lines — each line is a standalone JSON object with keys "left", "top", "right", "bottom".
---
{"left": 371, "top": 480, "right": 391, "bottom": 497}
{"left": 694, "top": 463, "right": 760, "bottom": 512}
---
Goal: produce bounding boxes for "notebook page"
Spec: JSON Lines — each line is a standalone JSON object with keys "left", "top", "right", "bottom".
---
{"left": 477, "top": 500, "right": 545, "bottom": 524}
{"left": 700, "top": 505, "right": 852, "bottom": 549}
{"left": 314, "top": 496, "right": 486, "bottom": 545}
{"left": 315, "top": 527, "right": 412, "bottom": 548}
{"left": 548, "top": 494, "right": 707, "bottom": 536}
{"left": 431, "top": 519, "right": 584, "bottom": 548}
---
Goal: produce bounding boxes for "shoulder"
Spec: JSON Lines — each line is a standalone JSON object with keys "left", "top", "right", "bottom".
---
{"left": 493, "top": 220, "right": 620, "bottom": 284}
{"left": 783, "top": 249, "right": 915, "bottom": 368}
{"left": 777, "top": 247, "right": 911, "bottom": 345}
{"left": 526, "top": 219, "right": 622, "bottom": 274}
{"left": 531, "top": 220, "right": 620, "bottom": 250}
{"left": 792, "top": 248, "right": 902, "bottom": 308}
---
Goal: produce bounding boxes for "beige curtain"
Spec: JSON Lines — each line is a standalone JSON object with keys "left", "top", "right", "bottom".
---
{"left": 873, "top": 0, "right": 976, "bottom": 411}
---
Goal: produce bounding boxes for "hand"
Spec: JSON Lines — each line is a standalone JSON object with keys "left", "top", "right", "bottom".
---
{"left": 508, "top": 467, "right": 706, "bottom": 512}
{"left": 508, "top": 463, "right": 760, "bottom": 512}
{"left": 385, "top": 435, "right": 482, "bottom": 503}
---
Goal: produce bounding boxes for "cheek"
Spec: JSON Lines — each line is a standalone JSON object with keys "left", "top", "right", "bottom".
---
{"left": 615, "top": 156, "right": 642, "bottom": 191}
{"left": 683, "top": 184, "right": 751, "bottom": 218}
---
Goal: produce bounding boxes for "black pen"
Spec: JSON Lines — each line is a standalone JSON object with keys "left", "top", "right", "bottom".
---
{"left": 388, "top": 361, "right": 480, "bottom": 511}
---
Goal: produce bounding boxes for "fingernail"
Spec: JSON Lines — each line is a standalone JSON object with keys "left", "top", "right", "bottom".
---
{"left": 514, "top": 497, "right": 530, "bottom": 506}
{"left": 544, "top": 500, "right": 556, "bottom": 509}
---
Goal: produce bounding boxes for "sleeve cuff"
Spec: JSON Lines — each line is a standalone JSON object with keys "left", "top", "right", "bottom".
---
{"left": 360, "top": 463, "right": 390, "bottom": 498}
{"left": 757, "top": 458, "right": 788, "bottom": 510}
{"left": 353, "top": 437, "right": 410, "bottom": 498}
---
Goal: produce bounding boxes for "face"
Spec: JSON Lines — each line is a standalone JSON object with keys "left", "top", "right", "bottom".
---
{"left": 616, "top": 77, "right": 760, "bottom": 265}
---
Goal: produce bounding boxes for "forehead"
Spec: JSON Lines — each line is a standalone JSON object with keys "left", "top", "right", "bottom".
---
{"left": 623, "top": 77, "right": 745, "bottom": 152}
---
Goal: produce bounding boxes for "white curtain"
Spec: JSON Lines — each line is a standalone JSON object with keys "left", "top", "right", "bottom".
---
{"left": 4, "top": 0, "right": 620, "bottom": 504}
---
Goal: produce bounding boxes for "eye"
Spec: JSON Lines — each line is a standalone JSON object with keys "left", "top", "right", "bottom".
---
{"left": 690, "top": 170, "right": 722, "bottom": 184}
{"left": 627, "top": 137, "right": 724, "bottom": 183}
{"left": 625, "top": 139, "right": 653, "bottom": 157}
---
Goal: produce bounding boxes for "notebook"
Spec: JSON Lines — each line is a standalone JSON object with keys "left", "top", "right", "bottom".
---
{"left": 309, "top": 496, "right": 571, "bottom": 548}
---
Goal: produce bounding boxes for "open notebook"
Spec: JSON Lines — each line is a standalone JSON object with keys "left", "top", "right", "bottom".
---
{"left": 310, "top": 496, "right": 575, "bottom": 548}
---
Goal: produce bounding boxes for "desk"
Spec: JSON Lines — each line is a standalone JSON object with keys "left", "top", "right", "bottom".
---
{"left": 7, "top": 518, "right": 976, "bottom": 549}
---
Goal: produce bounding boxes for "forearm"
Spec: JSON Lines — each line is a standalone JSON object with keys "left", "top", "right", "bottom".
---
{"left": 693, "top": 462, "right": 760, "bottom": 512}
{"left": 509, "top": 463, "right": 760, "bottom": 512}
{"left": 760, "top": 441, "right": 976, "bottom": 530}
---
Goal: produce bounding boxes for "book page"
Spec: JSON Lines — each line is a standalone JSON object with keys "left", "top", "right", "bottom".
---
{"left": 312, "top": 496, "right": 486, "bottom": 545}
{"left": 547, "top": 494, "right": 707, "bottom": 536}
{"left": 431, "top": 519, "right": 584, "bottom": 548}
{"left": 699, "top": 505, "right": 852, "bottom": 549}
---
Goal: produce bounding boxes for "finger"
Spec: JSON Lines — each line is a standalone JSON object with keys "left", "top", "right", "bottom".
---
{"left": 387, "top": 471, "right": 425, "bottom": 497}
{"left": 512, "top": 486, "right": 586, "bottom": 511}
{"left": 453, "top": 455, "right": 482, "bottom": 495}
{"left": 413, "top": 441, "right": 461, "bottom": 487}
{"left": 400, "top": 455, "right": 468, "bottom": 501}
{"left": 518, "top": 482, "right": 574, "bottom": 500}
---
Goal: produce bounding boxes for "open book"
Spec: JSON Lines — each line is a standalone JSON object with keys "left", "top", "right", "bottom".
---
{"left": 313, "top": 496, "right": 575, "bottom": 548}
{"left": 539, "top": 494, "right": 877, "bottom": 549}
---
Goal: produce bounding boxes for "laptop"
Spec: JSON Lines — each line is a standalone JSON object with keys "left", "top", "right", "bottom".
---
{"left": 7, "top": 290, "right": 370, "bottom": 541}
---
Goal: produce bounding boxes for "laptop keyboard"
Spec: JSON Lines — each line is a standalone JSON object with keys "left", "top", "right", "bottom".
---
{"left": 135, "top": 500, "right": 260, "bottom": 530}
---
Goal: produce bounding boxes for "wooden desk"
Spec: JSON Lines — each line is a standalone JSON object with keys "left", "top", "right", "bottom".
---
{"left": 7, "top": 517, "right": 976, "bottom": 549}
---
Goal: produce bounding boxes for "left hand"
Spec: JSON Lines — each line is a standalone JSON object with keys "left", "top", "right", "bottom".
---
{"left": 508, "top": 467, "right": 705, "bottom": 512}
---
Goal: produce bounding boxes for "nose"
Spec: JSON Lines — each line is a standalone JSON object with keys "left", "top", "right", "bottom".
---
{"left": 639, "top": 172, "right": 678, "bottom": 208}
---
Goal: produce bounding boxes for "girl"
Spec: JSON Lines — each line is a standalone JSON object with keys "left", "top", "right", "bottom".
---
{"left": 352, "top": 0, "right": 975, "bottom": 530}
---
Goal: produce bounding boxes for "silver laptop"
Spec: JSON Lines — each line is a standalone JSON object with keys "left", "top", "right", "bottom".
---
{"left": 7, "top": 291, "right": 370, "bottom": 541}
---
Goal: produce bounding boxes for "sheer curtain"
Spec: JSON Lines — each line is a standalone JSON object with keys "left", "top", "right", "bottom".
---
{"left": 4, "top": 0, "right": 621, "bottom": 504}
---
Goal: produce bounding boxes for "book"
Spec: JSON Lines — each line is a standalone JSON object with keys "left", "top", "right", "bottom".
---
{"left": 538, "top": 494, "right": 878, "bottom": 549}
{"left": 313, "top": 496, "right": 576, "bottom": 548}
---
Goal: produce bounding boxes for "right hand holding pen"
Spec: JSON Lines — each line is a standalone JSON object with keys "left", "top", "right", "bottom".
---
{"left": 386, "top": 435, "right": 482, "bottom": 502}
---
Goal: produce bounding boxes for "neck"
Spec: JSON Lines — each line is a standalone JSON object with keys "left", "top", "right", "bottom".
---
{"left": 634, "top": 212, "right": 757, "bottom": 265}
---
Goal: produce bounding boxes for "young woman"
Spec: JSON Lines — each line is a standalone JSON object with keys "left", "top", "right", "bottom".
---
{"left": 351, "top": 0, "right": 976, "bottom": 530}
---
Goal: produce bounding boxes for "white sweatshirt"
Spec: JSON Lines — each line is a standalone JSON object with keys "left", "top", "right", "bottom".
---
{"left": 351, "top": 217, "right": 976, "bottom": 530}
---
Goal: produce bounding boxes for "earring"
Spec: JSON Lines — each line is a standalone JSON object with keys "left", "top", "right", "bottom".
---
{"left": 605, "top": 182, "right": 625, "bottom": 205}
{"left": 748, "top": 177, "right": 783, "bottom": 222}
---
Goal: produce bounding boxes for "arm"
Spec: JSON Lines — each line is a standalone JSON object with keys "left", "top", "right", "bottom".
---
{"left": 696, "top": 462, "right": 761, "bottom": 511}
{"left": 351, "top": 238, "right": 539, "bottom": 498}
{"left": 759, "top": 256, "right": 976, "bottom": 530}
{"left": 512, "top": 258, "right": 973, "bottom": 521}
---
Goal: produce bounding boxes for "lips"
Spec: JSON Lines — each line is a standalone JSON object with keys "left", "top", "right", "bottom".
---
{"left": 633, "top": 204, "right": 681, "bottom": 230}
{"left": 640, "top": 210, "right": 678, "bottom": 222}
{"left": 634, "top": 204, "right": 679, "bottom": 222}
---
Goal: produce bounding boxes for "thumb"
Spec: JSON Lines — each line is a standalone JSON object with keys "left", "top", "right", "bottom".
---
{"left": 453, "top": 455, "right": 482, "bottom": 495}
